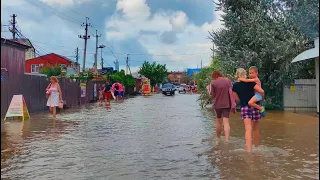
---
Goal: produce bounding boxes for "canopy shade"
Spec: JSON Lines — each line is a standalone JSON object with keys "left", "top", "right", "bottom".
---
{"left": 292, "top": 37, "right": 319, "bottom": 63}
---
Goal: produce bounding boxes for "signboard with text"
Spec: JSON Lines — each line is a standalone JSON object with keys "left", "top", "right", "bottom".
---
{"left": 4, "top": 95, "right": 30, "bottom": 121}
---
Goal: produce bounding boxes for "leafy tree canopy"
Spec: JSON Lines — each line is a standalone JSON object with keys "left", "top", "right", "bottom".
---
{"left": 138, "top": 61, "right": 168, "bottom": 86}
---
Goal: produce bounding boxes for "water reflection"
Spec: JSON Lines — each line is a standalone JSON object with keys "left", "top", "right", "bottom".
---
{"left": 1, "top": 94, "right": 319, "bottom": 179}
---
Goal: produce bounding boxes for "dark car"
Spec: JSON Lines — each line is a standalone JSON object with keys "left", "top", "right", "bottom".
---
{"left": 161, "top": 83, "right": 175, "bottom": 96}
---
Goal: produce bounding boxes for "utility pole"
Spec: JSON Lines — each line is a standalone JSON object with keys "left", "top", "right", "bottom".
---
{"left": 75, "top": 47, "right": 79, "bottom": 63}
{"left": 114, "top": 60, "right": 119, "bottom": 72}
{"left": 93, "top": 30, "right": 101, "bottom": 71}
{"left": 78, "top": 17, "right": 91, "bottom": 72}
{"left": 126, "top": 54, "right": 129, "bottom": 75}
{"left": 200, "top": 57, "right": 203, "bottom": 69}
{"left": 10, "top": 14, "right": 17, "bottom": 39}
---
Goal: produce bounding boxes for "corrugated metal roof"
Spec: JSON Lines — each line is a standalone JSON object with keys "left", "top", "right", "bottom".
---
{"left": 1, "top": 38, "right": 31, "bottom": 49}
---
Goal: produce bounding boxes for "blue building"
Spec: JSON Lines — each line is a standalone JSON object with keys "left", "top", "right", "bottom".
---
{"left": 187, "top": 68, "right": 201, "bottom": 77}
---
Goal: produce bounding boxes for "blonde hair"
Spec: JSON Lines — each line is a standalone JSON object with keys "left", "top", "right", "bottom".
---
{"left": 50, "top": 76, "right": 59, "bottom": 83}
{"left": 235, "top": 68, "right": 247, "bottom": 79}
{"left": 249, "top": 66, "right": 258, "bottom": 72}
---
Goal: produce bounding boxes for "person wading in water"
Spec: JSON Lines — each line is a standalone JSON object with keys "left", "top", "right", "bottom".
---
{"left": 232, "top": 68, "right": 264, "bottom": 152}
{"left": 112, "top": 82, "right": 120, "bottom": 102}
{"left": 103, "top": 81, "right": 112, "bottom": 106}
{"left": 46, "top": 76, "right": 63, "bottom": 119}
{"left": 209, "top": 70, "right": 236, "bottom": 142}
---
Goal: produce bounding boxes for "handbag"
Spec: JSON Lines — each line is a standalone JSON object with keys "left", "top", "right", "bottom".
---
{"left": 46, "top": 83, "right": 52, "bottom": 99}
{"left": 59, "top": 101, "right": 64, "bottom": 109}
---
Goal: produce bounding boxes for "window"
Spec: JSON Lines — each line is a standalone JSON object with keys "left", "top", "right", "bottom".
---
{"left": 31, "top": 64, "right": 39, "bottom": 73}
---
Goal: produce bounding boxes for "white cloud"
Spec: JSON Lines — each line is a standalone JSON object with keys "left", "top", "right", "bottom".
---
{"left": 201, "top": 10, "right": 224, "bottom": 33}
{"left": 170, "top": 11, "right": 188, "bottom": 32}
{"left": 116, "top": 0, "right": 150, "bottom": 21}
{"left": 105, "top": 0, "right": 224, "bottom": 71}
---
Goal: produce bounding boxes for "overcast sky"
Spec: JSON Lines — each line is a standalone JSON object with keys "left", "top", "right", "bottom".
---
{"left": 1, "top": 0, "right": 223, "bottom": 72}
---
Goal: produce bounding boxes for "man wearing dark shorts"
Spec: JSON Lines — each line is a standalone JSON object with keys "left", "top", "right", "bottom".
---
{"left": 232, "top": 69, "right": 264, "bottom": 152}
{"left": 210, "top": 70, "right": 235, "bottom": 142}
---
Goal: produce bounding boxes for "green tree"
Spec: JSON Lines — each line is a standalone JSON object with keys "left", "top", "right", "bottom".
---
{"left": 209, "top": 0, "right": 316, "bottom": 109}
{"left": 138, "top": 61, "right": 168, "bottom": 86}
{"left": 194, "top": 57, "right": 221, "bottom": 107}
{"left": 40, "top": 65, "right": 61, "bottom": 77}
{"left": 110, "top": 70, "right": 136, "bottom": 88}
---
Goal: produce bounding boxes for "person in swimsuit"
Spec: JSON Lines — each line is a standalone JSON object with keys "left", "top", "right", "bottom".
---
{"left": 46, "top": 76, "right": 63, "bottom": 119}
{"left": 104, "top": 82, "right": 112, "bottom": 106}
{"left": 98, "top": 87, "right": 104, "bottom": 105}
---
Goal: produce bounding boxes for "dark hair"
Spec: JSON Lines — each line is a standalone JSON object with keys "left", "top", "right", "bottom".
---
{"left": 211, "top": 70, "right": 224, "bottom": 80}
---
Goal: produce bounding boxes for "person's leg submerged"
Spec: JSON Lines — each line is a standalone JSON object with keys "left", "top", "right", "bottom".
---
{"left": 222, "top": 109, "right": 231, "bottom": 141}
{"left": 253, "top": 121, "right": 259, "bottom": 147}
{"left": 243, "top": 118, "right": 252, "bottom": 152}
{"left": 52, "top": 107, "right": 56, "bottom": 119}
{"left": 215, "top": 109, "right": 223, "bottom": 139}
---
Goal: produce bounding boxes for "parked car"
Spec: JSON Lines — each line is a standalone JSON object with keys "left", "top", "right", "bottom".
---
{"left": 161, "top": 83, "right": 175, "bottom": 96}
{"left": 178, "top": 86, "right": 186, "bottom": 94}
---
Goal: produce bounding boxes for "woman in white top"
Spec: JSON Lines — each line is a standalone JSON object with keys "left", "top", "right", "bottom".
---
{"left": 46, "top": 76, "right": 63, "bottom": 118}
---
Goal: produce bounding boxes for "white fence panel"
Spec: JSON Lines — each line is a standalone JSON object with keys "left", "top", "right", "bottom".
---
{"left": 283, "top": 81, "right": 316, "bottom": 112}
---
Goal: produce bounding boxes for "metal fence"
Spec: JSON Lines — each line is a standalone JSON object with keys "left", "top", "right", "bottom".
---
{"left": 283, "top": 79, "right": 317, "bottom": 112}
{"left": 1, "top": 73, "right": 94, "bottom": 118}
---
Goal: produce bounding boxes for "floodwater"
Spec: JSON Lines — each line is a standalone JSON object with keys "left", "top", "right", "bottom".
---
{"left": 1, "top": 94, "right": 319, "bottom": 180}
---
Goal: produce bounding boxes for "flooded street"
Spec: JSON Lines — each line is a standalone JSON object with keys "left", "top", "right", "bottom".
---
{"left": 1, "top": 94, "right": 319, "bottom": 180}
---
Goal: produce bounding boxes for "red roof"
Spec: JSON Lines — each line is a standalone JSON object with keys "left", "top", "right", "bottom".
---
{"left": 26, "top": 53, "right": 73, "bottom": 65}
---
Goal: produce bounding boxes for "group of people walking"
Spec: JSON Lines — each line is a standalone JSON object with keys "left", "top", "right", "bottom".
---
{"left": 98, "top": 81, "right": 125, "bottom": 105}
{"left": 207, "top": 66, "right": 266, "bottom": 152}
{"left": 45, "top": 77, "right": 125, "bottom": 118}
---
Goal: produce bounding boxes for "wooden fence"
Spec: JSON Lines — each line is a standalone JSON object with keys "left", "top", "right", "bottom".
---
{"left": 1, "top": 73, "right": 94, "bottom": 118}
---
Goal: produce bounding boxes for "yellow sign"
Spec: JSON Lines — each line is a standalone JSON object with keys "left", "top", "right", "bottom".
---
{"left": 80, "top": 83, "right": 86, "bottom": 97}
{"left": 4, "top": 95, "right": 30, "bottom": 121}
{"left": 290, "top": 86, "right": 296, "bottom": 92}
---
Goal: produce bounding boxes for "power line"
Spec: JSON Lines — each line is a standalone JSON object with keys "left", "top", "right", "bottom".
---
{"left": 46, "top": 0, "right": 87, "bottom": 18}
{"left": 25, "top": 0, "right": 82, "bottom": 25}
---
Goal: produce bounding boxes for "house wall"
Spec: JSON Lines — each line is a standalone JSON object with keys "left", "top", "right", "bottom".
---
{"left": 25, "top": 55, "right": 72, "bottom": 73}
{"left": 1, "top": 43, "right": 26, "bottom": 75}
{"left": 25, "top": 48, "right": 36, "bottom": 60}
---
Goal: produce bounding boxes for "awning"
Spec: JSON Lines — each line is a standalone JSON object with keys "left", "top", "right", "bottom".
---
{"left": 292, "top": 37, "right": 319, "bottom": 63}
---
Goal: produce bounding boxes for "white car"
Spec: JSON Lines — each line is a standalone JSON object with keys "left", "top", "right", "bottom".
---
{"left": 178, "top": 86, "right": 186, "bottom": 93}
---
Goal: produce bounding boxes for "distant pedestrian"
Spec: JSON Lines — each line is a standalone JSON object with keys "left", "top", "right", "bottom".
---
{"left": 118, "top": 83, "right": 125, "bottom": 101}
{"left": 46, "top": 76, "right": 63, "bottom": 119}
{"left": 98, "top": 87, "right": 104, "bottom": 105}
{"left": 112, "top": 82, "right": 120, "bottom": 102}
{"left": 104, "top": 81, "right": 112, "bottom": 105}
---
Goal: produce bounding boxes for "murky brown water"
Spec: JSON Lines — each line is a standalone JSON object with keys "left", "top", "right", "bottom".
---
{"left": 1, "top": 94, "right": 319, "bottom": 179}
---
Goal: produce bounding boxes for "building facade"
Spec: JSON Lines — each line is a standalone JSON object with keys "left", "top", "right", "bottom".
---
{"left": 25, "top": 53, "right": 78, "bottom": 73}
{"left": 9, "top": 38, "right": 36, "bottom": 60}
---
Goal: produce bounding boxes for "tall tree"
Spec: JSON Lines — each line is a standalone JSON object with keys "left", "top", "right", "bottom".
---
{"left": 209, "top": 0, "right": 316, "bottom": 109}
{"left": 138, "top": 61, "right": 168, "bottom": 86}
